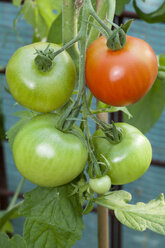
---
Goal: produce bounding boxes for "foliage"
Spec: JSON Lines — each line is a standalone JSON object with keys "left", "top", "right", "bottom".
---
{"left": 133, "top": 0, "right": 165, "bottom": 23}
{"left": 13, "top": 0, "right": 62, "bottom": 42}
{"left": 96, "top": 191, "right": 165, "bottom": 234}
{"left": 124, "top": 55, "right": 165, "bottom": 133}
{"left": 0, "top": 0, "right": 165, "bottom": 247}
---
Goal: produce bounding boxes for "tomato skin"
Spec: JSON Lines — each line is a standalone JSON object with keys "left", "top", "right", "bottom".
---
{"left": 6, "top": 42, "right": 76, "bottom": 113}
{"left": 12, "top": 114, "right": 88, "bottom": 187}
{"left": 93, "top": 123, "right": 152, "bottom": 185}
{"left": 85, "top": 35, "right": 158, "bottom": 106}
{"left": 89, "top": 175, "right": 111, "bottom": 194}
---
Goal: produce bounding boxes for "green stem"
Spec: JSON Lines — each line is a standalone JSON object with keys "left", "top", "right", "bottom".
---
{"left": 7, "top": 177, "right": 25, "bottom": 211}
{"left": 88, "top": 1, "right": 111, "bottom": 35}
{"left": 52, "top": 35, "right": 80, "bottom": 58}
{"left": 62, "top": 0, "right": 79, "bottom": 67}
{"left": 107, "top": 0, "right": 116, "bottom": 29}
{"left": 87, "top": 91, "right": 93, "bottom": 108}
{"left": 87, "top": 0, "right": 109, "bottom": 47}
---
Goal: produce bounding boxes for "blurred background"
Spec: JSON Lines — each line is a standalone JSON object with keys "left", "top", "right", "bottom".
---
{"left": 0, "top": 0, "right": 165, "bottom": 247}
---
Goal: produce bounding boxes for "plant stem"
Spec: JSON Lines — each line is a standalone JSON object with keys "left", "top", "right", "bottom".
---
{"left": 52, "top": 35, "right": 80, "bottom": 58}
{"left": 89, "top": 1, "right": 111, "bottom": 35}
{"left": 7, "top": 177, "right": 25, "bottom": 211}
{"left": 62, "top": 0, "right": 79, "bottom": 67}
{"left": 107, "top": 0, "right": 116, "bottom": 29}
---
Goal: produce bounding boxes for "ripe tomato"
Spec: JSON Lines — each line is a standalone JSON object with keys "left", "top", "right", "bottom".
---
{"left": 12, "top": 114, "right": 88, "bottom": 187}
{"left": 89, "top": 175, "right": 111, "bottom": 194}
{"left": 93, "top": 123, "right": 152, "bottom": 185}
{"left": 85, "top": 35, "right": 158, "bottom": 106}
{"left": 6, "top": 42, "right": 76, "bottom": 113}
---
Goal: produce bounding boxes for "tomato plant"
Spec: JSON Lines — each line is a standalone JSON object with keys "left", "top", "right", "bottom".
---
{"left": 12, "top": 113, "right": 88, "bottom": 187}
{"left": 85, "top": 35, "right": 158, "bottom": 106}
{"left": 89, "top": 175, "right": 111, "bottom": 194}
{"left": 2, "top": 1, "right": 165, "bottom": 247}
{"left": 6, "top": 42, "right": 76, "bottom": 113}
{"left": 93, "top": 122, "right": 152, "bottom": 185}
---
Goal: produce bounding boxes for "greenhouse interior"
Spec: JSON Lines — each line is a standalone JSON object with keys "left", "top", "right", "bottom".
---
{"left": 0, "top": 0, "right": 165, "bottom": 248}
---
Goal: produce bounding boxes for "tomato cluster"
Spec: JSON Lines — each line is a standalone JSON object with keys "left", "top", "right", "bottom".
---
{"left": 6, "top": 36, "right": 156, "bottom": 191}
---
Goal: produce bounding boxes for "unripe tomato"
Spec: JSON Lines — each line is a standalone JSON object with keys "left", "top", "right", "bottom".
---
{"left": 85, "top": 35, "right": 158, "bottom": 106}
{"left": 6, "top": 42, "right": 76, "bottom": 113}
{"left": 12, "top": 114, "right": 88, "bottom": 187}
{"left": 93, "top": 123, "right": 152, "bottom": 185}
{"left": 89, "top": 175, "right": 111, "bottom": 194}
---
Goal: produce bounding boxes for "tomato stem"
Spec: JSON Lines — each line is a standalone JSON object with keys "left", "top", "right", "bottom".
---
{"left": 62, "top": 0, "right": 79, "bottom": 68}
{"left": 7, "top": 177, "right": 25, "bottom": 211}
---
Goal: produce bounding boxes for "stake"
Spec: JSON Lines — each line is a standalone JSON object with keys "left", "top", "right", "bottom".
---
{"left": 97, "top": 110, "right": 109, "bottom": 248}
{"left": 96, "top": 0, "right": 116, "bottom": 246}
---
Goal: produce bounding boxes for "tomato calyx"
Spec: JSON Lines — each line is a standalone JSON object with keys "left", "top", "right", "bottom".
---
{"left": 90, "top": 114, "right": 123, "bottom": 144}
{"left": 106, "top": 19, "right": 133, "bottom": 51}
{"left": 34, "top": 44, "right": 55, "bottom": 72}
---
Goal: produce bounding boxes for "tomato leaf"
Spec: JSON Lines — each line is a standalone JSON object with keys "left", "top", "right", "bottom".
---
{"left": 133, "top": 0, "right": 165, "bottom": 23}
{"left": 124, "top": 77, "right": 165, "bottom": 134}
{"left": 47, "top": 13, "right": 62, "bottom": 44}
{"left": 12, "top": 0, "right": 22, "bottom": 7}
{"left": 157, "top": 54, "right": 165, "bottom": 81}
{"left": 115, "top": 0, "right": 131, "bottom": 16}
{"left": 0, "top": 233, "right": 27, "bottom": 248}
{"left": 0, "top": 220, "right": 13, "bottom": 234}
{"left": 13, "top": 0, "right": 62, "bottom": 42}
{"left": 95, "top": 101, "right": 132, "bottom": 119}
{"left": 0, "top": 233, "right": 8, "bottom": 248}
{"left": 6, "top": 111, "right": 36, "bottom": 149}
{"left": 19, "top": 185, "right": 84, "bottom": 248}
{"left": 0, "top": 202, "right": 23, "bottom": 230}
{"left": 96, "top": 191, "right": 165, "bottom": 235}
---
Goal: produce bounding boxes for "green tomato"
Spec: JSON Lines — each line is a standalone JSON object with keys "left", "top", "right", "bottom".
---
{"left": 6, "top": 42, "right": 76, "bottom": 113}
{"left": 12, "top": 114, "right": 88, "bottom": 187}
{"left": 93, "top": 123, "right": 152, "bottom": 185}
{"left": 89, "top": 175, "right": 111, "bottom": 194}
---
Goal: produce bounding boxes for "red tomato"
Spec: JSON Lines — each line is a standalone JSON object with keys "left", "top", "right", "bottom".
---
{"left": 85, "top": 35, "right": 158, "bottom": 106}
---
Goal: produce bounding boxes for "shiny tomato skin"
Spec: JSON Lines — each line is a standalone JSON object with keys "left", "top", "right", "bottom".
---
{"left": 89, "top": 175, "right": 111, "bottom": 194}
{"left": 12, "top": 114, "right": 88, "bottom": 187}
{"left": 93, "top": 123, "right": 152, "bottom": 185}
{"left": 6, "top": 42, "right": 76, "bottom": 113}
{"left": 85, "top": 35, "right": 158, "bottom": 106}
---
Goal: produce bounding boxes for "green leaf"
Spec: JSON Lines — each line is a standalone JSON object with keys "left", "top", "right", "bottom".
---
{"left": 0, "top": 220, "right": 13, "bottom": 234}
{"left": 157, "top": 54, "right": 165, "bottom": 81}
{"left": 96, "top": 191, "right": 165, "bottom": 235}
{"left": 158, "top": 54, "right": 165, "bottom": 66}
{"left": 96, "top": 101, "right": 132, "bottom": 119}
{"left": 133, "top": 0, "right": 165, "bottom": 23}
{"left": 13, "top": 0, "right": 62, "bottom": 42}
{"left": 6, "top": 111, "right": 36, "bottom": 149}
{"left": 12, "top": 0, "right": 22, "bottom": 7}
{"left": 47, "top": 13, "right": 62, "bottom": 44}
{"left": 19, "top": 185, "right": 84, "bottom": 248}
{"left": 0, "top": 233, "right": 27, "bottom": 248}
{"left": 123, "top": 78, "right": 165, "bottom": 133}
{"left": 36, "top": 0, "right": 62, "bottom": 28}
{"left": 115, "top": 0, "right": 131, "bottom": 16}
{"left": 0, "top": 233, "right": 9, "bottom": 248}
{"left": 9, "top": 235, "right": 27, "bottom": 248}
{"left": 0, "top": 202, "right": 23, "bottom": 229}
